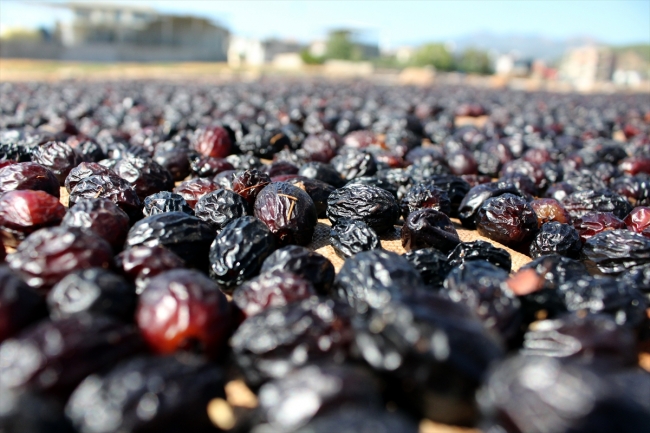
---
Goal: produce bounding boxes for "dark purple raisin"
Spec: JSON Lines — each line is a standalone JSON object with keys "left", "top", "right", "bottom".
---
{"left": 0, "top": 162, "right": 60, "bottom": 197}
{"left": 69, "top": 174, "right": 142, "bottom": 222}
{"left": 401, "top": 208, "right": 461, "bottom": 253}
{"left": 231, "top": 169, "right": 271, "bottom": 208}
{"left": 112, "top": 154, "right": 174, "bottom": 200}
{"left": 172, "top": 177, "right": 220, "bottom": 209}
{"left": 31, "top": 141, "right": 83, "bottom": 185}
{"left": 529, "top": 221, "right": 582, "bottom": 259}
{"left": 0, "top": 190, "right": 66, "bottom": 247}
{"left": 562, "top": 188, "right": 633, "bottom": 220}
{"left": 61, "top": 198, "right": 130, "bottom": 252}
{"left": 0, "top": 266, "right": 47, "bottom": 342}
{"left": 327, "top": 184, "right": 400, "bottom": 234}
{"left": 476, "top": 193, "right": 538, "bottom": 247}
{"left": 330, "top": 219, "right": 381, "bottom": 258}
{"left": 400, "top": 182, "right": 452, "bottom": 218}
{"left": 143, "top": 191, "right": 193, "bottom": 217}
{"left": 260, "top": 245, "right": 335, "bottom": 294}
{"left": 194, "top": 189, "right": 248, "bottom": 231}
{"left": 581, "top": 229, "right": 650, "bottom": 275}
{"left": 447, "top": 240, "right": 512, "bottom": 272}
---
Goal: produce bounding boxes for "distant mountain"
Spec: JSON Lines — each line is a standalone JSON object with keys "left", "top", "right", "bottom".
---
{"left": 448, "top": 32, "right": 600, "bottom": 62}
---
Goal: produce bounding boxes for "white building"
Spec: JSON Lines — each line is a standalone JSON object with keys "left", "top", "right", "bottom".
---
{"left": 228, "top": 37, "right": 303, "bottom": 67}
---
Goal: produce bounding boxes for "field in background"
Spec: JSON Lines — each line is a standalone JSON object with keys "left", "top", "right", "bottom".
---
{"left": 2, "top": 59, "right": 649, "bottom": 93}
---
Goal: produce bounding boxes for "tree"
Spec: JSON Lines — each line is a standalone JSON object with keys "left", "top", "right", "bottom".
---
{"left": 410, "top": 43, "right": 454, "bottom": 71}
{"left": 457, "top": 48, "right": 492, "bottom": 75}
{"left": 325, "top": 30, "right": 355, "bottom": 60}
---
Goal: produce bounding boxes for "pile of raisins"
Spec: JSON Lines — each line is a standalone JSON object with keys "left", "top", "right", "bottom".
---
{"left": 1, "top": 79, "right": 650, "bottom": 433}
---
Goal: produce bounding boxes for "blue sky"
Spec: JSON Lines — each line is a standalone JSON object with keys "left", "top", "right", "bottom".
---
{"left": 1, "top": 0, "right": 648, "bottom": 47}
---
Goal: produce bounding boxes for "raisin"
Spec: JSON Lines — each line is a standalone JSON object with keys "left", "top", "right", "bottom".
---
{"left": 572, "top": 211, "right": 626, "bottom": 242}
{"left": 479, "top": 355, "right": 650, "bottom": 433}
{"left": 172, "top": 178, "right": 220, "bottom": 209}
{"left": 115, "top": 245, "right": 185, "bottom": 293}
{"left": 400, "top": 182, "right": 451, "bottom": 218}
{"left": 401, "top": 208, "right": 461, "bottom": 253}
{"left": 125, "top": 212, "right": 214, "bottom": 272}
{"left": 0, "top": 162, "right": 60, "bottom": 197}
{"left": 545, "top": 181, "right": 575, "bottom": 202}
{"left": 331, "top": 149, "right": 377, "bottom": 180}
{"left": 522, "top": 313, "right": 637, "bottom": 369}
{"left": 7, "top": 227, "right": 113, "bottom": 291}
{"left": 562, "top": 188, "right": 633, "bottom": 220}
{"left": 279, "top": 408, "right": 419, "bottom": 433}
{"left": 335, "top": 250, "right": 424, "bottom": 311}
{"left": 191, "top": 125, "right": 232, "bottom": 158}
{"left": 443, "top": 261, "right": 521, "bottom": 341}
{"left": 232, "top": 270, "right": 316, "bottom": 318}
{"left": 624, "top": 206, "right": 650, "bottom": 237}
{"left": 262, "top": 160, "right": 299, "bottom": 178}
{"left": 301, "top": 132, "right": 340, "bottom": 162}
{"left": 0, "top": 391, "right": 75, "bottom": 433}
{"left": 530, "top": 198, "right": 571, "bottom": 226}
{"left": 458, "top": 182, "right": 521, "bottom": 229}
{"left": 0, "top": 314, "right": 142, "bottom": 396}
{"left": 564, "top": 168, "right": 608, "bottom": 192}
{"left": 137, "top": 269, "right": 230, "bottom": 357}
{"left": 560, "top": 274, "right": 648, "bottom": 328}
{"left": 231, "top": 169, "right": 271, "bottom": 207}
{"left": 66, "top": 354, "right": 225, "bottom": 433}
{"left": 330, "top": 219, "right": 381, "bottom": 258}
{"left": 327, "top": 184, "right": 400, "bottom": 234}
{"left": 112, "top": 154, "right": 174, "bottom": 200}
{"left": 298, "top": 162, "right": 346, "bottom": 188}
{"left": 47, "top": 268, "right": 135, "bottom": 321}
{"left": 225, "top": 153, "right": 262, "bottom": 170}
{"left": 64, "top": 162, "right": 114, "bottom": 192}
{"left": 425, "top": 174, "right": 471, "bottom": 216}
{"left": 619, "top": 155, "right": 650, "bottom": 176}
{"left": 447, "top": 240, "right": 512, "bottom": 273}
{"left": 288, "top": 176, "right": 335, "bottom": 217}
{"left": 194, "top": 189, "right": 248, "bottom": 231}
{"left": 260, "top": 245, "right": 335, "bottom": 294}
{"left": 500, "top": 159, "right": 547, "bottom": 190}
{"left": 403, "top": 248, "right": 450, "bottom": 287}
{"left": 152, "top": 148, "right": 191, "bottom": 181}
{"left": 476, "top": 193, "right": 538, "bottom": 247}
{"left": 0, "top": 266, "right": 47, "bottom": 342}
{"left": 581, "top": 229, "right": 650, "bottom": 274}
{"left": 61, "top": 198, "right": 130, "bottom": 252}
{"left": 209, "top": 216, "right": 276, "bottom": 290}
{"left": 31, "top": 141, "right": 83, "bottom": 185}
{"left": 69, "top": 174, "right": 142, "bottom": 222}
{"left": 0, "top": 190, "right": 66, "bottom": 247}
{"left": 353, "top": 292, "right": 504, "bottom": 425}
{"left": 376, "top": 168, "right": 413, "bottom": 201}
{"left": 611, "top": 175, "right": 650, "bottom": 206}
{"left": 238, "top": 128, "right": 290, "bottom": 158}
{"left": 447, "top": 149, "right": 478, "bottom": 175}
{"left": 231, "top": 297, "right": 354, "bottom": 387}
{"left": 254, "top": 182, "right": 317, "bottom": 247}
{"left": 256, "top": 364, "right": 382, "bottom": 431}
{"left": 143, "top": 191, "right": 193, "bottom": 217}
{"left": 529, "top": 221, "right": 582, "bottom": 259}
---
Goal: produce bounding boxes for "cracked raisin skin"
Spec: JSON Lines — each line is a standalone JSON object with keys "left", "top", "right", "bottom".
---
{"left": 115, "top": 245, "right": 185, "bottom": 293}
{"left": 254, "top": 182, "right": 317, "bottom": 247}
{"left": 401, "top": 208, "right": 461, "bottom": 253}
{"left": 0, "top": 314, "right": 143, "bottom": 397}
{"left": 403, "top": 248, "right": 450, "bottom": 287}
{"left": 260, "top": 245, "right": 335, "bottom": 294}
{"left": 194, "top": 189, "right": 248, "bottom": 231}
{"left": 31, "top": 141, "right": 83, "bottom": 185}
{"left": 172, "top": 178, "right": 220, "bottom": 210}
{"left": 330, "top": 149, "right": 377, "bottom": 181}
{"left": 0, "top": 162, "right": 60, "bottom": 198}
{"left": 330, "top": 219, "right": 381, "bottom": 258}
{"left": 231, "top": 297, "right": 355, "bottom": 387}
{"left": 64, "top": 162, "right": 114, "bottom": 193}
{"left": 448, "top": 240, "right": 512, "bottom": 273}
{"left": 335, "top": 250, "right": 424, "bottom": 311}
{"left": 191, "top": 125, "right": 232, "bottom": 158}
{"left": 400, "top": 183, "right": 452, "bottom": 218}
{"left": 232, "top": 169, "right": 272, "bottom": 208}
{"left": 209, "top": 216, "right": 276, "bottom": 291}
{"left": 137, "top": 269, "right": 231, "bottom": 358}
{"left": 529, "top": 221, "right": 582, "bottom": 259}
{"left": 0, "top": 266, "right": 47, "bottom": 342}
{"left": 61, "top": 198, "right": 130, "bottom": 252}
{"left": 522, "top": 313, "right": 637, "bottom": 370}
{"left": 562, "top": 188, "right": 633, "bottom": 220}
{"left": 143, "top": 191, "right": 193, "bottom": 217}
{"left": 476, "top": 193, "right": 538, "bottom": 247}
{"left": 47, "top": 268, "right": 135, "bottom": 322}
{"left": 353, "top": 292, "right": 504, "bottom": 425}
{"left": 125, "top": 212, "right": 215, "bottom": 272}
{"left": 112, "top": 155, "right": 174, "bottom": 200}
{"left": 7, "top": 227, "right": 114, "bottom": 292}
{"left": 66, "top": 354, "right": 225, "bottom": 433}
{"left": 327, "top": 184, "right": 400, "bottom": 234}
{"left": 0, "top": 190, "right": 66, "bottom": 247}
{"left": 581, "top": 229, "right": 650, "bottom": 275}
{"left": 232, "top": 270, "right": 316, "bottom": 318}
{"left": 69, "top": 174, "right": 143, "bottom": 222}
